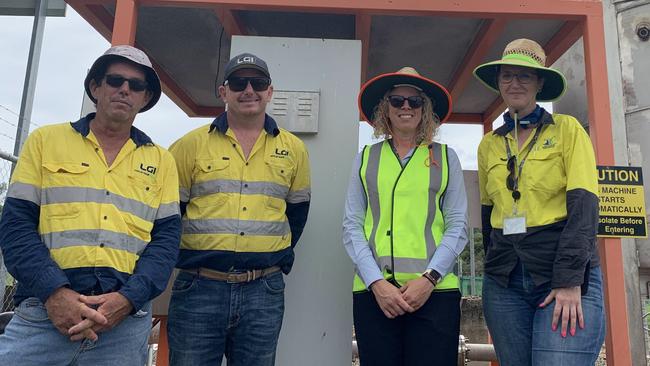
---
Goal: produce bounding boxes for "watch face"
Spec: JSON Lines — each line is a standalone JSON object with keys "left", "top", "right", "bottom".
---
{"left": 430, "top": 270, "right": 441, "bottom": 281}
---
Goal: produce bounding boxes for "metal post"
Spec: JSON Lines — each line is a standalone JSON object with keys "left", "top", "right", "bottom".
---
{"left": 13, "top": 0, "right": 48, "bottom": 163}
{"left": 469, "top": 228, "right": 476, "bottom": 296}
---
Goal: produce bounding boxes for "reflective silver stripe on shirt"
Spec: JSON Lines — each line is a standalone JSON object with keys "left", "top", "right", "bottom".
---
{"left": 376, "top": 256, "right": 430, "bottom": 273}
{"left": 7, "top": 182, "right": 41, "bottom": 205}
{"left": 42, "top": 187, "right": 157, "bottom": 222}
{"left": 156, "top": 202, "right": 180, "bottom": 220}
{"left": 180, "top": 187, "right": 190, "bottom": 202}
{"left": 286, "top": 188, "right": 311, "bottom": 203}
{"left": 424, "top": 144, "right": 443, "bottom": 259}
{"left": 364, "top": 144, "right": 383, "bottom": 260}
{"left": 42, "top": 229, "right": 147, "bottom": 255}
{"left": 182, "top": 218, "right": 290, "bottom": 236}
{"left": 190, "top": 179, "right": 289, "bottom": 200}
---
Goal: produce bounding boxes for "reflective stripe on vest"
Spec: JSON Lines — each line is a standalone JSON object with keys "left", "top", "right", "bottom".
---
{"left": 353, "top": 141, "right": 459, "bottom": 291}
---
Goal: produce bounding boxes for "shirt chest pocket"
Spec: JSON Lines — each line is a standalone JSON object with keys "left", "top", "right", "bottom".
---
{"left": 484, "top": 157, "right": 508, "bottom": 199}
{"left": 525, "top": 149, "right": 565, "bottom": 194}
{"left": 41, "top": 162, "right": 91, "bottom": 218}
{"left": 42, "top": 162, "right": 91, "bottom": 187}
{"left": 264, "top": 159, "right": 294, "bottom": 212}
{"left": 265, "top": 159, "right": 294, "bottom": 189}
{"left": 191, "top": 159, "right": 230, "bottom": 208}
{"left": 127, "top": 174, "right": 162, "bottom": 209}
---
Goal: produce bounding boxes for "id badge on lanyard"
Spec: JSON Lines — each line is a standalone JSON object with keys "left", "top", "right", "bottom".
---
{"left": 503, "top": 204, "right": 526, "bottom": 235}
{"left": 502, "top": 125, "right": 543, "bottom": 235}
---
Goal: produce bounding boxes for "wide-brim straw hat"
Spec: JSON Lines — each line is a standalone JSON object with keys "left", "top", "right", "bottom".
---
{"left": 358, "top": 67, "right": 452, "bottom": 125}
{"left": 473, "top": 38, "right": 567, "bottom": 102}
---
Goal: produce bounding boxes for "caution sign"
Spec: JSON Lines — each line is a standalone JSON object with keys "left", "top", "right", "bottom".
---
{"left": 597, "top": 166, "right": 647, "bottom": 238}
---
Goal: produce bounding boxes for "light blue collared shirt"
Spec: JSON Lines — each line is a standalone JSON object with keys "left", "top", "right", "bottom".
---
{"left": 342, "top": 143, "right": 468, "bottom": 288}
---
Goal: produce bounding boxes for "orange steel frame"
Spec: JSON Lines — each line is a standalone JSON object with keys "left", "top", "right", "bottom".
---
{"left": 66, "top": 1, "right": 631, "bottom": 365}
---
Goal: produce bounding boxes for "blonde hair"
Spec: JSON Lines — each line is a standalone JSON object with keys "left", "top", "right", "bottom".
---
{"left": 370, "top": 90, "right": 440, "bottom": 144}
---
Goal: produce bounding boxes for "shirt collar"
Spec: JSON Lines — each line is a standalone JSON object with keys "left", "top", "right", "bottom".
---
{"left": 208, "top": 112, "right": 281, "bottom": 137}
{"left": 70, "top": 112, "right": 154, "bottom": 147}
{"left": 493, "top": 109, "right": 555, "bottom": 137}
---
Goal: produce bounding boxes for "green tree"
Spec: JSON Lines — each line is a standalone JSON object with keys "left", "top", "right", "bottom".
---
{"left": 459, "top": 228, "right": 484, "bottom": 276}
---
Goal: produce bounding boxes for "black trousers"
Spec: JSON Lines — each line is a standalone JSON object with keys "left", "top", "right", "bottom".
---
{"left": 353, "top": 289, "right": 461, "bottom": 366}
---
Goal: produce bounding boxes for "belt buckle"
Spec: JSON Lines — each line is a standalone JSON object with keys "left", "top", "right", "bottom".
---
{"left": 226, "top": 272, "right": 240, "bottom": 284}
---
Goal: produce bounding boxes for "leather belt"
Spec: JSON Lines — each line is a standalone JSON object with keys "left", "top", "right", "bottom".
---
{"left": 181, "top": 266, "right": 281, "bottom": 283}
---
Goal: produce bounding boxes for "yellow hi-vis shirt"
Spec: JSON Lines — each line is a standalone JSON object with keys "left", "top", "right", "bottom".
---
{"left": 170, "top": 113, "right": 311, "bottom": 272}
{"left": 4, "top": 116, "right": 180, "bottom": 308}
{"left": 478, "top": 113, "right": 598, "bottom": 228}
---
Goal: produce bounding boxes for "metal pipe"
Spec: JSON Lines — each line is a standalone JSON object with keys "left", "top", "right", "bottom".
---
{"left": 352, "top": 335, "right": 497, "bottom": 363}
{"left": 0, "top": 149, "right": 17, "bottom": 163}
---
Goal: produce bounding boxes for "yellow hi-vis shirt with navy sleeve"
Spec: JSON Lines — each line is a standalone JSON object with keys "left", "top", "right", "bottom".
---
{"left": 0, "top": 114, "right": 181, "bottom": 310}
{"left": 478, "top": 112, "right": 598, "bottom": 228}
{"left": 170, "top": 113, "right": 311, "bottom": 273}
{"left": 477, "top": 111, "right": 600, "bottom": 289}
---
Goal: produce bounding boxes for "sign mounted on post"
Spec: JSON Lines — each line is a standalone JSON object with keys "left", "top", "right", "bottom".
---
{"left": 597, "top": 166, "right": 647, "bottom": 238}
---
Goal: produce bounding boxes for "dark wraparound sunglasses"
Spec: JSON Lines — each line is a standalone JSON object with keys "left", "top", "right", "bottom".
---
{"left": 387, "top": 95, "right": 424, "bottom": 109}
{"left": 104, "top": 74, "right": 148, "bottom": 92}
{"left": 506, "top": 156, "right": 521, "bottom": 200}
{"left": 225, "top": 77, "right": 271, "bottom": 92}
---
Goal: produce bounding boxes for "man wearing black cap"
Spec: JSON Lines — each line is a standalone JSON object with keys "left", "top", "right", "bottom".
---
{"left": 0, "top": 45, "right": 181, "bottom": 366}
{"left": 167, "top": 53, "right": 311, "bottom": 365}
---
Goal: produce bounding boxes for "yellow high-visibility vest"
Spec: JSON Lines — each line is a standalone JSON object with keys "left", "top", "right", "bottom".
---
{"left": 353, "top": 141, "right": 459, "bottom": 292}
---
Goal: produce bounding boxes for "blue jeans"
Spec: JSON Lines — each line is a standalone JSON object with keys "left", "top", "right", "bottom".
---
{"left": 0, "top": 297, "right": 152, "bottom": 366}
{"left": 168, "top": 270, "right": 285, "bottom": 366}
{"left": 483, "top": 263, "right": 605, "bottom": 366}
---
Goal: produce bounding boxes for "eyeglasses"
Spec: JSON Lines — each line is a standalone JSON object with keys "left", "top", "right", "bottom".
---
{"left": 104, "top": 74, "right": 148, "bottom": 92}
{"left": 225, "top": 77, "right": 271, "bottom": 92}
{"left": 498, "top": 72, "right": 537, "bottom": 85}
{"left": 506, "top": 156, "right": 521, "bottom": 200}
{"left": 387, "top": 95, "right": 424, "bottom": 109}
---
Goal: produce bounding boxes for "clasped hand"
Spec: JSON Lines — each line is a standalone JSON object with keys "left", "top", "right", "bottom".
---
{"left": 45, "top": 287, "right": 133, "bottom": 342}
{"left": 370, "top": 277, "right": 435, "bottom": 319}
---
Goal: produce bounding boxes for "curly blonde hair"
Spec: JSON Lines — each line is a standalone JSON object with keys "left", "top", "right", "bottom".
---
{"left": 370, "top": 90, "right": 440, "bottom": 144}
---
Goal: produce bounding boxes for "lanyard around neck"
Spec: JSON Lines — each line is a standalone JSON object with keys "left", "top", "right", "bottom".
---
{"left": 503, "top": 125, "right": 544, "bottom": 198}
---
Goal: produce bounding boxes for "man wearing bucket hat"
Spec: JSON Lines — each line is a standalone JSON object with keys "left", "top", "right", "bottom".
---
{"left": 474, "top": 39, "right": 605, "bottom": 365}
{"left": 343, "top": 67, "right": 468, "bottom": 365}
{"left": 0, "top": 45, "right": 181, "bottom": 365}
{"left": 166, "top": 53, "right": 310, "bottom": 365}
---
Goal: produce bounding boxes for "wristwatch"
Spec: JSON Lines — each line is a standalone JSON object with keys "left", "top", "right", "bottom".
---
{"left": 422, "top": 269, "right": 442, "bottom": 287}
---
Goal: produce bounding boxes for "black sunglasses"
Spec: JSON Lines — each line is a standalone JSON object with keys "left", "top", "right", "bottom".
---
{"left": 225, "top": 77, "right": 271, "bottom": 92}
{"left": 387, "top": 95, "right": 424, "bottom": 109}
{"left": 104, "top": 74, "right": 148, "bottom": 92}
{"left": 506, "top": 156, "right": 521, "bottom": 200}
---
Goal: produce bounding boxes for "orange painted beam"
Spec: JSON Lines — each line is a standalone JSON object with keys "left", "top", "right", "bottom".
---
{"left": 545, "top": 20, "right": 582, "bottom": 65}
{"left": 355, "top": 13, "right": 371, "bottom": 84}
{"left": 448, "top": 18, "right": 507, "bottom": 101}
{"left": 113, "top": 0, "right": 138, "bottom": 45}
{"left": 583, "top": 11, "right": 631, "bottom": 366}
{"left": 483, "top": 121, "right": 493, "bottom": 134}
{"left": 66, "top": 1, "right": 114, "bottom": 41}
{"left": 355, "top": 12, "right": 371, "bottom": 84}
{"left": 482, "top": 20, "right": 583, "bottom": 124}
{"left": 482, "top": 97, "right": 506, "bottom": 127}
{"left": 137, "top": 0, "right": 600, "bottom": 18}
{"left": 448, "top": 113, "right": 483, "bottom": 124}
{"left": 213, "top": 6, "right": 246, "bottom": 35}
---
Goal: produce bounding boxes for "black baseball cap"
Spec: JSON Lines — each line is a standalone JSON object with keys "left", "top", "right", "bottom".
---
{"left": 222, "top": 53, "right": 271, "bottom": 83}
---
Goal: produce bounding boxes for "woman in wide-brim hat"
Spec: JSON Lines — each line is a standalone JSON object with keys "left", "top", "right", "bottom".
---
{"left": 343, "top": 67, "right": 468, "bottom": 366}
{"left": 474, "top": 39, "right": 605, "bottom": 366}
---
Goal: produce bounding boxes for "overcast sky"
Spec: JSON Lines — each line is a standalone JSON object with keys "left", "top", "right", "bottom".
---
{"left": 0, "top": 7, "right": 491, "bottom": 171}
